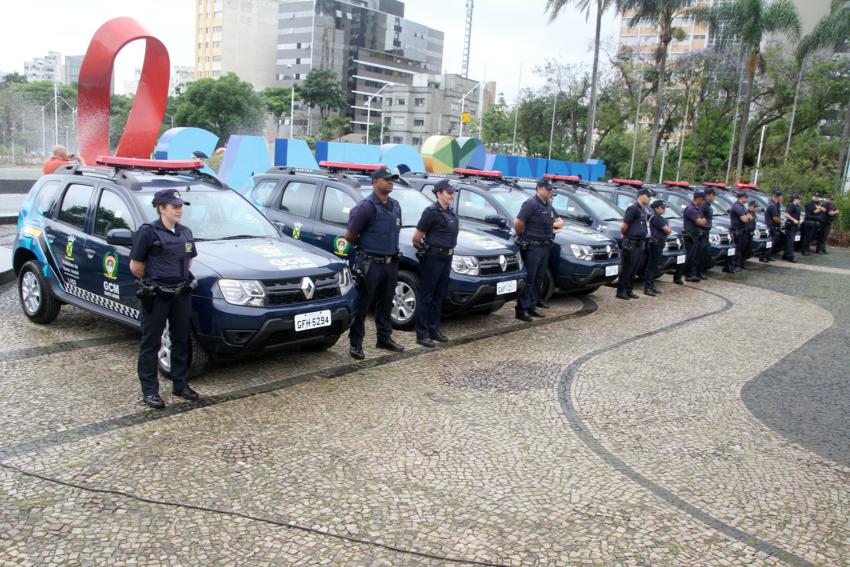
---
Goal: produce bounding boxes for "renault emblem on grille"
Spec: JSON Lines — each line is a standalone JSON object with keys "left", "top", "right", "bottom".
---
{"left": 498, "top": 255, "right": 507, "bottom": 272}
{"left": 301, "top": 277, "right": 315, "bottom": 300}
{"left": 606, "top": 245, "right": 613, "bottom": 258}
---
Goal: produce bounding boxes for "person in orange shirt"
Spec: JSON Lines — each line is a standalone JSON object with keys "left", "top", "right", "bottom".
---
{"left": 43, "top": 145, "right": 85, "bottom": 174}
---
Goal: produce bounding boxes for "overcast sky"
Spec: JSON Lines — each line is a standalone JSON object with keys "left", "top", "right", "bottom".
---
{"left": 0, "top": 0, "right": 621, "bottom": 100}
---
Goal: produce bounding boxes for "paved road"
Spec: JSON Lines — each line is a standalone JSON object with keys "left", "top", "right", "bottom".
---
{"left": 0, "top": 251, "right": 847, "bottom": 566}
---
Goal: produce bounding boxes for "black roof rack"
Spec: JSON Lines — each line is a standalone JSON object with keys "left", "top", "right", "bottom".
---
{"left": 58, "top": 162, "right": 227, "bottom": 191}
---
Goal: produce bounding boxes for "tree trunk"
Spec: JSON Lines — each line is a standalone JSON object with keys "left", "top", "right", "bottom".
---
{"left": 735, "top": 56, "right": 756, "bottom": 181}
{"left": 838, "top": 91, "right": 850, "bottom": 178}
{"left": 583, "top": 3, "right": 603, "bottom": 162}
{"left": 644, "top": 41, "right": 669, "bottom": 182}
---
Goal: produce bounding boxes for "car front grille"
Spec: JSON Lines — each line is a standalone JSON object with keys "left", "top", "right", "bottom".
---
{"left": 262, "top": 273, "right": 340, "bottom": 306}
{"left": 478, "top": 253, "right": 522, "bottom": 275}
{"left": 665, "top": 237, "right": 681, "bottom": 252}
{"left": 756, "top": 228, "right": 769, "bottom": 239}
{"left": 591, "top": 244, "right": 619, "bottom": 261}
{"left": 719, "top": 233, "right": 732, "bottom": 245}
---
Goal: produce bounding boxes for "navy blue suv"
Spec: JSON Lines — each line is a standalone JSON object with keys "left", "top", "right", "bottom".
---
{"left": 13, "top": 158, "right": 357, "bottom": 377}
{"left": 404, "top": 170, "right": 621, "bottom": 300}
{"left": 242, "top": 163, "right": 526, "bottom": 330}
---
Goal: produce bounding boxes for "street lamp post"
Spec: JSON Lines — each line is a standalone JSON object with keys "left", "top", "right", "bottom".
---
{"left": 548, "top": 92, "right": 558, "bottom": 161}
{"left": 365, "top": 83, "right": 391, "bottom": 144}
{"left": 512, "top": 63, "right": 523, "bottom": 154}
{"left": 459, "top": 82, "right": 481, "bottom": 137}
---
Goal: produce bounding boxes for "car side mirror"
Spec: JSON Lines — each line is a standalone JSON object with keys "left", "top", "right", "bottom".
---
{"left": 484, "top": 215, "right": 508, "bottom": 229}
{"left": 273, "top": 221, "right": 286, "bottom": 235}
{"left": 106, "top": 228, "right": 133, "bottom": 247}
{"left": 577, "top": 214, "right": 593, "bottom": 225}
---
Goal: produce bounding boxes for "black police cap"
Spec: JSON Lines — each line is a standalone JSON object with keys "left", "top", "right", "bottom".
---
{"left": 432, "top": 179, "right": 456, "bottom": 194}
{"left": 371, "top": 167, "right": 399, "bottom": 181}
{"left": 152, "top": 189, "right": 190, "bottom": 207}
{"left": 536, "top": 179, "right": 553, "bottom": 189}
{"left": 703, "top": 187, "right": 716, "bottom": 195}
{"left": 735, "top": 191, "right": 748, "bottom": 198}
{"left": 636, "top": 188, "right": 653, "bottom": 197}
{"left": 692, "top": 190, "right": 706, "bottom": 199}
{"left": 772, "top": 189, "right": 783, "bottom": 196}
{"left": 650, "top": 199, "right": 666, "bottom": 209}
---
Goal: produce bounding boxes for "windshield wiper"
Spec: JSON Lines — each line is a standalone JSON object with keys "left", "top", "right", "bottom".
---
{"left": 221, "top": 234, "right": 262, "bottom": 240}
{"left": 603, "top": 217, "right": 622, "bottom": 221}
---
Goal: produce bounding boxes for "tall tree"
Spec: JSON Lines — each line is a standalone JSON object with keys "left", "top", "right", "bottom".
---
{"left": 545, "top": 0, "right": 620, "bottom": 161}
{"left": 621, "top": 0, "right": 698, "bottom": 182}
{"left": 262, "top": 86, "right": 297, "bottom": 137}
{"left": 173, "top": 73, "right": 265, "bottom": 143}
{"left": 297, "top": 68, "right": 347, "bottom": 124}
{"left": 695, "top": 0, "right": 800, "bottom": 180}
{"left": 797, "top": 0, "right": 850, "bottom": 178}
{"left": 0, "top": 72, "right": 27, "bottom": 88}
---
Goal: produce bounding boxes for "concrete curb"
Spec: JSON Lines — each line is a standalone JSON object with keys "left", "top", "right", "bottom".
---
{"left": 0, "top": 268, "right": 13, "bottom": 287}
{"left": 0, "top": 216, "right": 18, "bottom": 225}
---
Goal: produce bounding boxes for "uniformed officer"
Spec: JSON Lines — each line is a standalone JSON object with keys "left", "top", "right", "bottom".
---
{"left": 801, "top": 192, "right": 825, "bottom": 255}
{"left": 644, "top": 199, "right": 673, "bottom": 296}
{"left": 514, "top": 179, "right": 560, "bottom": 322}
{"left": 782, "top": 194, "right": 803, "bottom": 263}
{"left": 682, "top": 190, "right": 708, "bottom": 282}
{"left": 617, "top": 187, "right": 651, "bottom": 300}
{"left": 726, "top": 192, "right": 752, "bottom": 273}
{"left": 345, "top": 167, "right": 405, "bottom": 360}
{"left": 816, "top": 194, "right": 839, "bottom": 254}
{"left": 743, "top": 200, "right": 759, "bottom": 263}
{"left": 412, "top": 179, "right": 459, "bottom": 348}
{"left": 129, "top": 189, "right": 200, "bottom": 409}
{"left": 698, "top": 187, "right": 716, "bottom": 279}
{"left": 760, "top": 189, "right": 783, "bottom": 263}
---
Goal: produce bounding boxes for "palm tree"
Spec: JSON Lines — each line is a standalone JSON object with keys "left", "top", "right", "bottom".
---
{"left": 797, "top": 0, "right": 850, "bottom": 177}
{"left": 695, "top": 0, "right": 800, "bottom": 180}
{"left": 545, "top": 0, "right": 619, "bottom": 161}
{"left": 621, "top": 0, "right": 699, "bottom": 182}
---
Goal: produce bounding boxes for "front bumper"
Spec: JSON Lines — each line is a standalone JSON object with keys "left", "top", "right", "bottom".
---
{"left": 444, "top": 271, "right": 527, "bottom": 313}
{"left": 556, "top": 259, "right": 620, "bottom": 291}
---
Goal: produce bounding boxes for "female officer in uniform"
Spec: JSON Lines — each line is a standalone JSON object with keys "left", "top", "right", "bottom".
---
{"left": 412, "top": 179, "right": 459, "bottom": 348}
{"left": 130, "top": 189, "right": 200, "bottom": 409}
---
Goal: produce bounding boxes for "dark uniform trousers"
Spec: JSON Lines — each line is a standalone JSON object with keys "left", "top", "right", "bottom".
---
{"left": 801, "top": 221, "right": 819, "bottom": 252}
{"left": 618, "top": 238, "right": 645, "bottom": 293}
{"left": 138, "top": 292, "right": 192, "bottom": 397}
{"left": 644, "top": 239, "right": 665, "bottom": 291}
{"left": 697, "top": 230, "right": 711, "bottom": 277}
{"left": 731, "top": 230, "right": 748, "bottom": 269}
{"left": 744, "top": 229, "right": 755, "bottom": 260}
{"left": 349, "top": 259, "right": 398, "bottom": 348}
{"left": 816, "top": 222, "right": 832, "bottom": 252}
{"left": 517, "top": 244, "right": 550, "bottom": 313}
{"left": 762, "top": 228, "right": 780, "bottom": 261}
{"left": 783, "top": 224, "right": 798, "bottom": 260}
{"left": 683, "top": 232, "right": 703, "bottom": 278}
{"left": 415, "top": 252, "right": 452, "bottom": 339}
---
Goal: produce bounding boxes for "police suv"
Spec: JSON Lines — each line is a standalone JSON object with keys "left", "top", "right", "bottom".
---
{"left": 242, "top": 162, "right": 526, "bottom": 329}
{"left": 13, "top": 157, "right": 357, "bottom": 377}
{"left": 404, "top": 169, "right": 621, "bottom": 300}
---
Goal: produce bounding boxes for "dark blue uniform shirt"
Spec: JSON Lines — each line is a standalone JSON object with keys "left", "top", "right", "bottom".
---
{"left": 348, "top": 191, "right": 402, "bottom": 255}
{"left": 130, "top": 220, "right": 197, "bottom": 285}
{"left": 786, "top": 203, "right": 802, "bottom": 222}
{"left": 764, "top": 202, "right": 781, "bottom": 229}
{"left": 517, "top": 195, "right": 555, "bottom": 241}
{"left": 622, "top": 203, "right": 649, "bottom": 239}
{"left": 416, "top": 202, "right": 459, "bottom": 249}
{"left": 683, "top": 203, "right": 705, "bottom": 233}
{"left": 805, "top": 200, "right": 824, "bottom": 222}
{"left": 649, "top": 214, "right": 669, "bottom": 241}
{"left": 824, "top": 201, "right": 837, "bottom": 224}
{"left": 729, "top": 202, "right": 748, "bottom": 230}
{"left": 746, "top": 210, "right": 757, "bottom": 231}
{"left": 701, "top": 202, "right": 714, "bottom": 230}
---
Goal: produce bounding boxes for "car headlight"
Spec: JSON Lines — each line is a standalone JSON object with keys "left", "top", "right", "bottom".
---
{"left": 337, "top": 267, "right": 354, "bottom": 295}
{"left": 569, "top": 244, "right": 594, "bottom": 261}
{"left": 218, "top": 279, "right": 266, "bottom": 307}
{"left": 451, "top": 255, "right": 479, "bottom": 276}
{"left": 516, "top": 252, "right": 524, "bottom": 270}
{"left": 708, "top": 233, "right": 721, "bottom": 245}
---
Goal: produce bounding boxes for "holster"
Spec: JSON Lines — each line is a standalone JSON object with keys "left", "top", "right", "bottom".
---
{"left": 135, "top": 280, "right": 158, "bottom": 313}
{"left": 351, "top": 254, "right": 371, "bottom": 295}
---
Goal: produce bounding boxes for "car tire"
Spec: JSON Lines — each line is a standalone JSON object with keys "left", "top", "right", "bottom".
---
{"left": 158, "top": 323, "right": 211, "bottom": 379}
{"left": 303, "top": 333, "right": 341, "bottom": 351}
{"left": 391, "top": 270, "right": 419, "bottom": 330}
{"left": 540, "top": 268, "right": 556, "bottom": 302}
{"left": 571, "top": 286, "right": 601, "bottom": 296}
{"left": 18, "top": 260, "right": 61, "bottom": 324}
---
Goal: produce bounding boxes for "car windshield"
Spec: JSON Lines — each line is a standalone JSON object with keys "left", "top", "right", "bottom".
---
{"left": 357, "top": 188, "right": 433, "bottom": 227}
{"left": 488, "top": 190, "right": 530, "bottom": 218}
{"left": 576, "top": 191, "right": 624, "bottom": 220}
{"left": 133, "top": 190, "right": 278, "bottom": 241}
{"left": 713, "top": 194, "right": 735, "bottom": 212}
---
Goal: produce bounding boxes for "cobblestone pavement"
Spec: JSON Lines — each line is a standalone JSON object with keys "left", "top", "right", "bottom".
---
{"left": 0, "top": 246, "right": 848, "bottom": 566}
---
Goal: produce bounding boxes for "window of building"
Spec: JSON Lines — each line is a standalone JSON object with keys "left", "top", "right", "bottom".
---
{"left": 397, "top": 97, "right": 406, "bottom": 106}
{"left": 412, "top": 136, "right": 421, "bottom": 145}
{"left": 384, "top": 98, "right": 392, "bottom": 107}
{"left": 94, "top": 190, "right": 136, "bottom": 237}
{"left": 321, "top": 187, "right": 357, "bottom": 225}
{"left": 414, "top": 97, "right": 425, "bottom": 107}
{"left": 58, "top": 184, "right": 93, "bottom": 230}
{"left": 393, "top": 117, "right": 405, "bottom": 125}
{"left": 414, "top": 119, "right": 424, "bottom": 127}
{"left": 280, "top": 182, "right": 317, "bottom": 217}
{"left": 392, "top": 136, "right": 403, "bottom": 144}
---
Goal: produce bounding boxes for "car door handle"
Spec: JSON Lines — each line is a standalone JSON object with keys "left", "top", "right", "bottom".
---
{"left": 84, "top": 248, "right": 96, "bottom": 259}
{"left": 315, "top": 232, "right": 326, "bottom": 238}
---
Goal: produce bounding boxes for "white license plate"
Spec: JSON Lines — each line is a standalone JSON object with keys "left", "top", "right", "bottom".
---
{"left": 794, "top": 234, "right": 801, "bottom": 242}
{"left": 727, "top": 248, "right": 735, "bottom": 256}
{"left": 294, "top": 310, "right": 331, "bottom": 332}
{"left": 766, "top": 241, "right": 773, "bottom": 249}
{"left": 676, "top": 254, "right": 686, "bottom": 264}
{"left": 496, "top": 280, "right": 517, "bottom": 295}
{"left": 605, "top": 264, "right": 619, "bottom": 277}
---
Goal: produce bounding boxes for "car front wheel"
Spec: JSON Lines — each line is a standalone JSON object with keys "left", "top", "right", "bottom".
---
{"left": 18, "top": 260, "right": 61, "bottom": 324}
{"left": 391, "top": 270, "right": 419, "bottom": 330}
{"left": 158, "top": 321, "right": 211, "bottom": 379}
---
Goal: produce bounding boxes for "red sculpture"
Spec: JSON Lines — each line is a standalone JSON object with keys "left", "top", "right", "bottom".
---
{"left": 77, "top": 17, "right": 170, "bottom": 164}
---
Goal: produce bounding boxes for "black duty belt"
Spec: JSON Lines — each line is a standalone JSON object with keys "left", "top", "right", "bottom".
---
{"left": 426, "top": 246, "right": 454, "bottom": 255}
{"left": 627, "top": 236, "right": 646, "bottom": 243}
{"left": 651, "top": 237, "right": 666, "bottom": 245}
{"left": 684, "top": 231, "right": 702, "bottom": 238}
{"left": 362, "top": 253, "right": 399, "bottom": 264}
{"left": 527, "top": 240, "right": 552, "bottom": 247}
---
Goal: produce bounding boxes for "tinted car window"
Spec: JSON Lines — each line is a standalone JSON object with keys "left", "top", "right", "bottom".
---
{"left": 280, "top": 181, "right": 317, "bottom": 217}
{"left": 35, "top": 180, "right": 61, "bottom": 215}
{"left": 250, "top": 180, "right": 278, "bottom": 207}
{"left": 551, "top": 194, "right": 587, "bottom": 218}
{"left": 458, "top": 190, "right": 497, "bottom": 221}
{"left": 616, "top": 194, "right": 633, "bottom": 210}
{"left": 577, "top": 191, "right": 624, "bottom": 220}
{"left": 58, "top": 184, "right": 94, "bottom": 229}
{"left": 488, "top": 191, "right": 529, "bottom": 218}
{"left": 94, "top": 190, "right": 136, "bottom": 237}
{"left": 322, "top": 186, "right": 357, "bottom": 225}
{"left": 357, "top": 187, "right": 433, "bottom": 226}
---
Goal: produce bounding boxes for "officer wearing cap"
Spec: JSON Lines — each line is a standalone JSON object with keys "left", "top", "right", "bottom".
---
{"left": 698, "top": 187, "right": 716, "bottom": 279}
{"left": 726, "top": 191, "right": 752, "bottom": 273}
{"left": 817, "top": 194, "right": 839, "bottom": 253}
{"left": 682, "top": 190, "right": 708, "bottom": 282}
{"left": 129, "top": 189, "right": 200, "bottom": 409}
{"left": 412, "top": 179, "right": 459, "bottom": 347}
{"left": 644, "top": 199, "right": 674, "bottom": 296}
{"left": 782, "top": 194, "right": 803, "bottom": 262}
{"left": 617, "top": 187, "right": 651, "bottom": 299}
{"left": 761, "top": 190, "right": 783, "bottom": 263}
{"left": 801, "top": 192, "right": 826, "bottom": 255}
{"left": 514, "top": 179, "right": 558, "bottom": 321}
{"left": 345, "top": 167, "right": 404, "bottom": 360}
